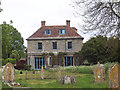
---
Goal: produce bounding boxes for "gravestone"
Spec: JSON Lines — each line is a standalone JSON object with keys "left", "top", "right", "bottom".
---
{"left": 60, "top": 75, "right": 76, "bottom": 84}
{"left": 108, "top": 64, "right": 120, "bottom": 89}
{"left": 2, "top": 62, "right": 15, "bottom": 83}
{"left": 93, "top": 62, "right": 106, "bottom": 83}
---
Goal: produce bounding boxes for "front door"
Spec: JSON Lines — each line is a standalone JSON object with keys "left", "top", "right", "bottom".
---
{"left": 35, "top": 57, "right": 45, "bottom": 70}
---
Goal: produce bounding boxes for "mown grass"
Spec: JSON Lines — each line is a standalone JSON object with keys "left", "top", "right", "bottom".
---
{"left": 2, "top": 62, "right": 119, "bottom": 88}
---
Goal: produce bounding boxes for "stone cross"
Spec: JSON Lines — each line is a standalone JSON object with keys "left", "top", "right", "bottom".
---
{"left": 93, "top": 62, "right": 106, "bottom": 83}
{"left": 2, "top": 63, "right": 15, "bottom": 83}
{"left": 108, "top": 64, "right": 120, "bottom": 89}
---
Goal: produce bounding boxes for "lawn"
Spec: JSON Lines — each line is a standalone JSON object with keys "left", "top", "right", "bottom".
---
{"left": 13, "top": 70, "right": 108, "bottom": 88}
{"left": 2, "top": 62, "right": 117, "bottom": 88}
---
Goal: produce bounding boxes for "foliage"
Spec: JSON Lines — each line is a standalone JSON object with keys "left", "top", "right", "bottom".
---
{"left": 1, "top": 21, "right": 26, "bottom": 59}
{"left": 10, "top": 50, "right": 20, "bottom": 62}
{"left": 16, "top": 60, "right": 26, "bottom": 70}
{"left": 80, "top": 35, "right": 120, "bottom": 64}
{"left": 49, "top": 53, "right": 54, "bottom": 56}
{"left": 80, "top": 35, "right": 107, "bottom": 64}
{"left": 58, "top": 52, "right": 67, "bottom": 56}
{"left": 24, "top": 64, "right": 31, "bottom": 70}
{"left": 72, "top": 1, "right": 120, "bottom": 37}
{"left": 1, "top": 59, "right": 8, "bottom": 66}
{"left": 7, "top": 58, "right": 16, "bottom": 64}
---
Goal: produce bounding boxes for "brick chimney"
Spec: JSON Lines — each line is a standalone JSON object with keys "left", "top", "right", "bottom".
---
{"left": 41, "top": 21, "right": 46, "bottom": 27}
{"left": 66, "top": 20, "right": 70, "bottom": 26}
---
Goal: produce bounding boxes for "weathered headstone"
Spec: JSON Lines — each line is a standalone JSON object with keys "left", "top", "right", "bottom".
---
{"left": 57, "top": 66, "right": 61, "bottom": 80}
{"left": 108, "top": 64, "right": 120, "bottom": 89}
{"left": 93, "top": 62, "right": 106, "bottom": 83}
{"left": 2, "top": 63, "right": 15, "bottom": 83}
{"left": 60, "top": 75, "right": 76, "bottom": 84}
{"left": 41, "top": 66, "right": 44, "bottom": 79}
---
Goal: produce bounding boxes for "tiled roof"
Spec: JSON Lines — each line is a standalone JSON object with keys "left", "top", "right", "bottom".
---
{"left": 27, "top": 25, "right": 83, "bottom": 39}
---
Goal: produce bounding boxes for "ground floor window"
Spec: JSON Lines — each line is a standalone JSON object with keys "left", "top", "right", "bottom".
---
{"left": 35, "top": 57, "right": 45, "bottom": 70}
{"left": 49, "top": 57, "right": 52, "bottom": 66}
{"left": 65, "top": 56, "right": 73, "bottom": 66}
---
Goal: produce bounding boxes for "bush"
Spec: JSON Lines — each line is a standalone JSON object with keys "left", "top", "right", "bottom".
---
{"left": 1, "top": 59, "right": 8, "bottom": 66}
{"left": 16, "top": 60, "right": 26, "bottom": 70}
{"left": 24, "top": 64, "right": 31, "bottom": 70}
{"left": 7, "top": 58, "right": 16, "bottom": 64}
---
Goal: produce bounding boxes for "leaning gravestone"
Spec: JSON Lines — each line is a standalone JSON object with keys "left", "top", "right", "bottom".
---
{"left": 108, "top": 64, "right": 120, "bottom": 89}
{"left": 93, "top": 62, "right": 106, "bottom": 83}
{"left": 2, "top": 62, "right": 15, "bottom": 83}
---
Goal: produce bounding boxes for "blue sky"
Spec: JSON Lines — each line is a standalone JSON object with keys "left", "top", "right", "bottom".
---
{"left": 0, "top": 0, "right": 92, "bottom": 46}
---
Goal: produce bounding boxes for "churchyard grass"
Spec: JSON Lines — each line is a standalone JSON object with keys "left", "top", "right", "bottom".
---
{"left": 2, "top": 62, "right": 119, "bottom": 88}
{"left": 14, "top": 70, "right": 108, "bottom": 88}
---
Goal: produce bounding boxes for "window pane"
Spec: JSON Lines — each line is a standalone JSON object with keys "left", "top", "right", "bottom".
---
{"left": 68, "top": 42, "right": 72, "bottom": 49}
{"left": 38, "top": 42, "right": 42, "bottom": 50}
{"left": 53, "top": 42, "right": 57, "bottom": 49}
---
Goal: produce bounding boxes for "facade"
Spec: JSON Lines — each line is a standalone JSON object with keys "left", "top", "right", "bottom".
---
{"left": 26, "top": 20, "right": 84, "bottom": 70}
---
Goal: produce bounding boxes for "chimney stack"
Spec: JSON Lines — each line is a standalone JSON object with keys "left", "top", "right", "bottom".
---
{"left": 66, "top": 20, "right": 70, "bottom": 26}
{"left": 41, "top": 21, "right": 46, "bottom": 27}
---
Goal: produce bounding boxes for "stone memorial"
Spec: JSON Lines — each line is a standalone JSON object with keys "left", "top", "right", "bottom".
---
{"left": 2, "top": 62, "right": 20, "bottom": 87}
{"left": 2, "top": 62, "right": 15, "bottom": 83}
{"left": 93, "top": 62, "right": 106, "bottom": 83}
{"left": 108, "top": 64, "right": 120, "bottom": 89}
{"left": 60, "top": 75, "right": 76, "bottom": 84}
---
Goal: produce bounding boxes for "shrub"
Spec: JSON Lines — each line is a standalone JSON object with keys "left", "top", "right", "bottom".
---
{"left": 7, "top": 58, "right": 16, "bottom": 64}
{"left": 16, "top": 60, "right": 26, "bottom": 70}
{"left": 24, "top": 64, "right": 31, "bottom": 70}
{"left": 1, "top": 59, "right": 8, "bottom": 66}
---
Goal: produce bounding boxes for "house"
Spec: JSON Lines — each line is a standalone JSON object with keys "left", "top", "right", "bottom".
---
{"left": 26, "top": 20, "right": 84, "bottom": 70}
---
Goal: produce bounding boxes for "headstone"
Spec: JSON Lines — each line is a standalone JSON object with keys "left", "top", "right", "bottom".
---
{"left": 108, "top": 64, "right": 120, "bottom": 89}
{"left": 41, "top": 66, "right": 44, "bottom": 79}
{"left": 93, "top": 62, "right": 106, "bottom": 83}
{"left": 57, "top": 66, "right": 61, "bottom": 80}
{"left": 2, "top": 63, "right": 15, "bottom": 83}
{"left": 64, "top": 76, "right": 71, "bottom": 84}
{"left": 60, "top": 75, "right": 76, "bottom": 84}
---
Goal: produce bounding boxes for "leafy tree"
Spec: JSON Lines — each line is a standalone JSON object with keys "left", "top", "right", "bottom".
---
{"left": 80, "top": 35, "right": 107, "bottom": 64}
{"left": 105, "top": 37, "right": 120, "bottom": 62}
{"left": 1, "top": 21, "right": 26, "bottom": 59}
{"left": 80, "top": 35, "right": 120, "bottom": 64}
{"left": 10, "top": 50, "right": 20, "bottom": 62}
{"left": 72, "top": 0, "right": 120, "bottom": 37}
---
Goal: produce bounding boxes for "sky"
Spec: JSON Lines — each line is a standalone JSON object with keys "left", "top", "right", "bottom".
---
{"left": 0, "top": 0, "right": 93, "bottom": 47}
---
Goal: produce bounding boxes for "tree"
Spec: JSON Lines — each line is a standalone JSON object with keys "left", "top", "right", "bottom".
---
{"left": 80, "top": 35, "right": 107, "bottom": 64}
{"left": 1, "top": 21, "right": 26, "bottom": 59}
{"left": 72, "top": 0, "right": 120, "bottom": 37}
{"left": 80, "top": 35, "right": 120, "bottom": 64}
{"left": 10, "top": 50, "right": 20, "bottom": 61}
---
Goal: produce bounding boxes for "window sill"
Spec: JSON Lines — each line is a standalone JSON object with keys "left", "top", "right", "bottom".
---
{"left": 53, "top": 49, "right": 57, "bottom": 50}
{"left": 68, "top": 49, "right": 72, "bottom": 50}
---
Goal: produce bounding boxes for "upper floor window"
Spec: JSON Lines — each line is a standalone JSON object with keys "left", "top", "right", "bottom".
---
{"left": 59, "top": 29, "right": 66, "bottom": 34}
{"left": 68, "top": 42, "right": 72, "bottom": 49}
{"left": 44, "top": 30, "right": 51, "bottom": 35}
{"left": 38, "top": 42, "right": 42, "bottom": 50}
{"left": 52, "top": 42, "right": 57, "bottom": 50}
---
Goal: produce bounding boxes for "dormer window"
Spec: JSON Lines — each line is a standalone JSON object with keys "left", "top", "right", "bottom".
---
{"left": 44, "top": 30, "right": 51, "bottom": 35}
{"left": 59, "top": 29, "right": 66, "bottom": 34}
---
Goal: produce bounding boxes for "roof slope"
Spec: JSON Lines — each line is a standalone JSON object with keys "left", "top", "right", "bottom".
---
{"left": 27, "top": 25, "right": 83, "bottom": 39}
